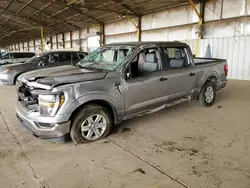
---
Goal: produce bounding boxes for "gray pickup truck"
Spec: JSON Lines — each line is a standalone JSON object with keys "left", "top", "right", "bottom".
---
{"left": 15, "top": 42, "right": 228, "bottom": 143}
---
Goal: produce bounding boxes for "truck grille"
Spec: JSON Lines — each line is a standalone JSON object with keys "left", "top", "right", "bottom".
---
{"left": 17, "top": 81, "right": 38, "bottom": 107}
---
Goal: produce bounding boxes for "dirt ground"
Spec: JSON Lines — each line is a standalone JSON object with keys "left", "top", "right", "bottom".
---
{"left": 0, "top": 80, "right": 250, "bottom": 188}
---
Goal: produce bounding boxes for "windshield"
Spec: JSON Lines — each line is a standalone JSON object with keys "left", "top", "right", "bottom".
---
{"left": 25, "top": 53, "right": 43, "bottom": 64}
{"left": 77, "top": 46, "right": 134, "bottom": 71}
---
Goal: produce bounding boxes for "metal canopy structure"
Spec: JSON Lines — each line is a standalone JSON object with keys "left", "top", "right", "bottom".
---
{"left": 0, "top": 0, "right": 189, "bottom": 46}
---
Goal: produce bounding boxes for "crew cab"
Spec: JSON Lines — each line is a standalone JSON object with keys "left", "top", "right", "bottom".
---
{"left": 15, "top": 42, "right": 228, "bottom": 143}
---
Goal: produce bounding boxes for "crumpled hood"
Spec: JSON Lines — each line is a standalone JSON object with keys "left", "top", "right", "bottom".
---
{"left": 19, "top": 65, "right": 108, "bottom": 88}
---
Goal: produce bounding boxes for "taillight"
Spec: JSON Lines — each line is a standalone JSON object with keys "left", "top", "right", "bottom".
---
{"left": 224, "top": 64, "right": 228, "bottom": 77}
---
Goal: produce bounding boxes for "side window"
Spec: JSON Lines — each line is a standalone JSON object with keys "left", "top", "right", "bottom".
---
{"left": 72, "top": 53, "right": 79, "bottom": 60}
{"left": 59, "top": 53, "right": 71, "bottom": 62}
{"left": 41, "top": 53, "right": 59, "bottom": 65}
{"left": 125, "top": 48, "right": 160, "bottom": 80}
{"left": 163, "top": 47, "right": 189, "bottom": 69}
{"left": 13, "top": 53, "right": 23, "bottom": 59}
{"left": 3, "top": 53, "right": 10, "bottom": 59}
{"left": 26, "top": 53, "right": 35, "bottom": 58}
{"left": 77, "top": 53, "right": 88, "bottom": 60}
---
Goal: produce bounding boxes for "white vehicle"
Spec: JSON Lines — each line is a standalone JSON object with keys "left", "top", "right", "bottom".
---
{"left": 0, "top": 52, "right": 36, "bottom": 65}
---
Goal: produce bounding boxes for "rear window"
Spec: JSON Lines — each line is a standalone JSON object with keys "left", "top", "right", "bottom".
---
{"left": 162, "top": 47, "right": 190, "bottom": 69}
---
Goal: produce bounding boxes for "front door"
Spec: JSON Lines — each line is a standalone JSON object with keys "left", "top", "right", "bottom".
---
{"left": 123, "top": 46, "right": 169, "bottom": 118}
{"left": 162, "top": 46, "right": 197, "bottom": 102}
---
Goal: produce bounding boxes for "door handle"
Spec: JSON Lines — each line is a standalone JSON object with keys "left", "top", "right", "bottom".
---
{"left": 189, "top": 72, "right": 196, "bottom": 76}
{"left": 158, "top": 77, "right": 168, "bottom": 82}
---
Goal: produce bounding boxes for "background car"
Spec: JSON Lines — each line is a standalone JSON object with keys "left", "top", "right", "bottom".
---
{"left": 0, "top": 50, "right": 88, "bottom": 85}
{"left": 0, "top": 52, "right": 36, "bottom": 66}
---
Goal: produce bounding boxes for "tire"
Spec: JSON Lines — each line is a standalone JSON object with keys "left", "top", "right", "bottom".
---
{"left": 199, "top": 81, "right": 216, "bottom": 107}
{"left": 70, "top": 104, "right": 113, "bottom": 144}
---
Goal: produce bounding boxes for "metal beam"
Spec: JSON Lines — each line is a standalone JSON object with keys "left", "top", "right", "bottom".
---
{"left": 15, "top": 0, "right": 81, "bottom": 29}
{"left": 86, "top": 7, "right": 125, "bottom": 15}
{"left": 0, "top": 7, "right": 38, "bottom": 27}
{"left": 188, "top": 0, "right": 202, "bottom": 21}
{"left": 0, "top": 15, "right": 29, "bottom": 29}
{"left": 27, "top": 3, "right": 52, "bottom": 19}
{"left": 0, "top": 0, "right": 14, "bottom": 15}
{"left": 16, "top": 0, "right": 34, "bottom": 15}
{"left": 112, "top": 0, "right": 140, "bottom": 16}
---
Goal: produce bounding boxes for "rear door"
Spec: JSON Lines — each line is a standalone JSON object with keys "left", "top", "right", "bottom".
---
{"left": 162, "top": 46, "right": 196, "bottom": 102}
{"left": 58, "top": 52, "right": 72, "bottom": 66}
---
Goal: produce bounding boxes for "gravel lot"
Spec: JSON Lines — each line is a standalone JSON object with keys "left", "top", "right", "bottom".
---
{"left": 0, "top": 80, "right": 250, "bottom": 188}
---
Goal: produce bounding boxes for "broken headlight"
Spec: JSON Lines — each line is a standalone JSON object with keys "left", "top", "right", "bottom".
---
{"left": 38, "top": 94, "right": 65, "bottom": 116}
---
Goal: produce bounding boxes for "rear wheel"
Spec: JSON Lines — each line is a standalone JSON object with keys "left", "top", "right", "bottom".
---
{"left": 70, "top": 104, "right": 113, "bottom": 144}
{"left": 199, "top": 81, "right": 216, "bottom": 107}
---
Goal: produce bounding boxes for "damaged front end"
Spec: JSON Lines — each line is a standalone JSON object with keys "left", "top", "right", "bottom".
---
{"left": 15, "top": 80, "right": 71, "bottom": 140}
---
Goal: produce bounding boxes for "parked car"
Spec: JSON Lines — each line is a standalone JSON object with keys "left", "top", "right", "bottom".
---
{"left": 15, "top": 42, "right": 228, "bottom": 143}
{"left": 0, "top": 50, "right": 88, "bottom": 85}
{"left": 0, "top": 52, "right": 36, "bottom": 65}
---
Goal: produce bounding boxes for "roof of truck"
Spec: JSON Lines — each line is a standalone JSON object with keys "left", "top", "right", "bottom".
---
{"left": 106, "top": 41, "right": 188, "bottom": 47}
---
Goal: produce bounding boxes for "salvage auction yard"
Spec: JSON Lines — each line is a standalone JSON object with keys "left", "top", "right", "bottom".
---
{"left": 0, "top": 80, "right": 249, "bottom": 188}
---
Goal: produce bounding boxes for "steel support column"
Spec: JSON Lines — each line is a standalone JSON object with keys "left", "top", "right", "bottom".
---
{"left": 40, "top": 26, "right": 44, "bottom": 52}
{"left": 101, "top": 24, "right": 105, "bottom": 46}
{"left": 70, "top": 31, "right": 73, "bottom": 48}
{"left": 56, "top": 34, "right": 59, "bottom": 49}
{"left": 189, "top": 0, "right": 203, "bottom": 56}
{"left": 62, "top": 33, "right": 65, "bottom": 49}
{"left": 126, "top": 15, "right": 141, "bottom": 41}
{"left": 33, "top": 40, "right": 36, "bottom": 51}
{"left": 50, "top": 36, "right": 53, "bottom": 49}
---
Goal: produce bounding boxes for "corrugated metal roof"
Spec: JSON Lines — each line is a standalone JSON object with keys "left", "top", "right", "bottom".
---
{"left": 0, "top": 0, "right": 188, "bottom": 46}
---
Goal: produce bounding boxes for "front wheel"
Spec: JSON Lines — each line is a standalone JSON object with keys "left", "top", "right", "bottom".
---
{"left": 70, "top": 104, "right": 113, "bottom": 144}
{"left": 199, "top": 81, "right": 216, "bottom": 107}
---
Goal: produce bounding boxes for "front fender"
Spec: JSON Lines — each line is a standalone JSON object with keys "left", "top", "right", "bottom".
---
{"left": 65, "top": 92, "right": 124, "bottom": 122}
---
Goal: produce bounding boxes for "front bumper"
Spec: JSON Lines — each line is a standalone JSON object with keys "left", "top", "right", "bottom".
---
{"left": 16, "top": 101, "right": 71, "bottom": 140}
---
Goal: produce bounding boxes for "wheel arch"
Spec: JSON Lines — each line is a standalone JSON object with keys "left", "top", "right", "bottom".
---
{"left": 69, "top": 99, "right": 118, "bottom": 125}
{"left": 13, "top": 72, "right": 25, "bottom": 85}
{"left": 197, "top": 74, "right": 218, "bottom": 100}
